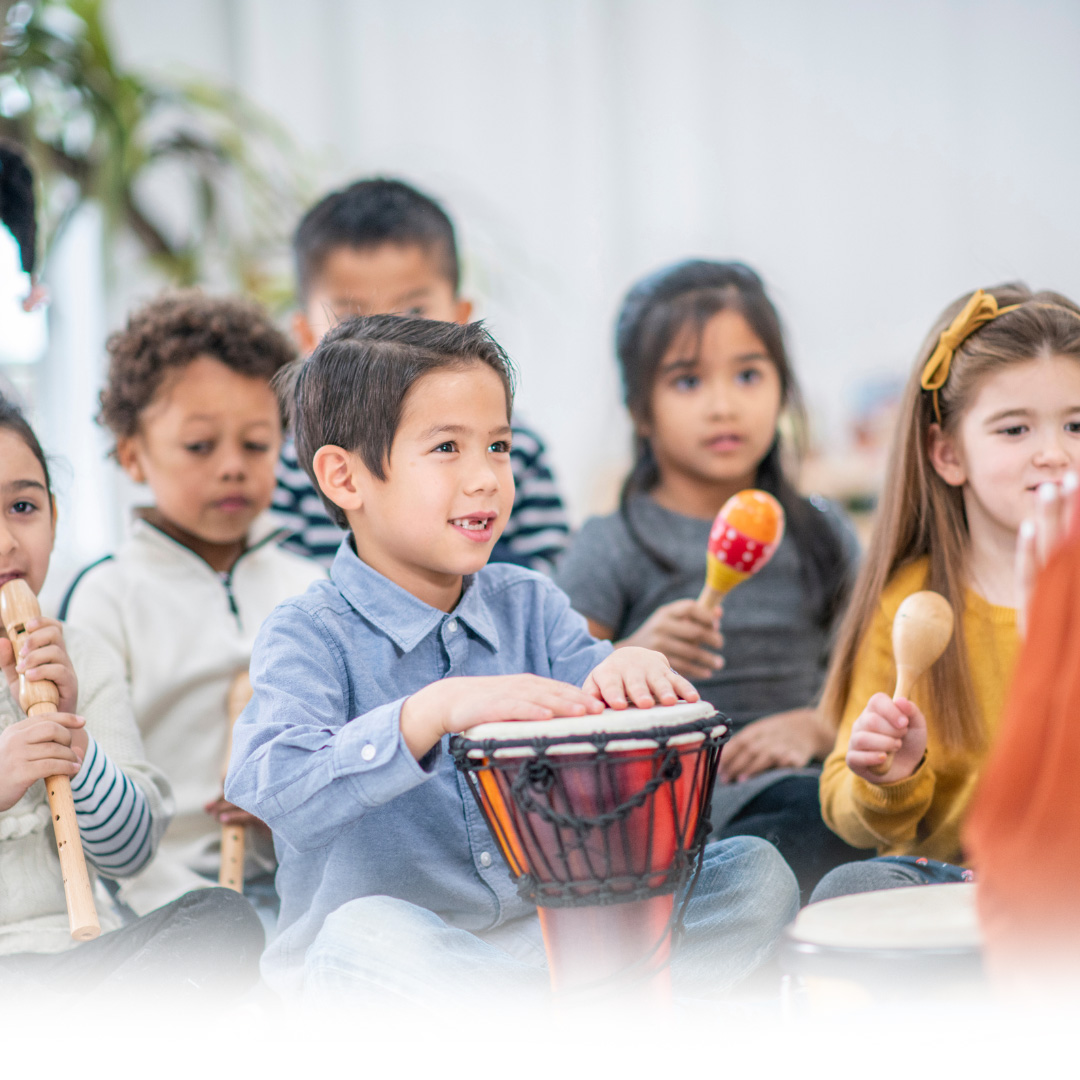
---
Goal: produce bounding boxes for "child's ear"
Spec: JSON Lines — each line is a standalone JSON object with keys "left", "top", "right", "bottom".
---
{"left": 312, "top": 445, "right": 365, "bottom": 515}
{"left": 452, "top": 298, "right": 473, "bottom": 325}
{"left": 927, "top": 423, "right": 967, "bottom": 487}
{"left": 115, "top": 437, "right": 146, "bottom": 485}
{"left": 292, "top": 311, "right": 320, "bottom": 357}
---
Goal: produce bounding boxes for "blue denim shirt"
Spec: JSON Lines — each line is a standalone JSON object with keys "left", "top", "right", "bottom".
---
{"left": 225, "top": 541, "right": 613, "bottom": 991}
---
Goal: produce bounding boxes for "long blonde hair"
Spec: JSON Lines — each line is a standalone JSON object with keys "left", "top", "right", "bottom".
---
{"left": 822, "top": 283, "right": 1080, "bottom": 750}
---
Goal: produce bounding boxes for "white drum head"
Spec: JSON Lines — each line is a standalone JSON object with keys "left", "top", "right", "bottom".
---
{"left": 791, "top": 884, "right": 981, "bottom": 952}
{"left": 462, "top": 701, "right": 724, "bottom": 758}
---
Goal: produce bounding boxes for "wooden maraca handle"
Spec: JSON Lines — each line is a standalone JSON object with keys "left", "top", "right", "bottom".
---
{"left": 1, "top": 579, "right": 100, "bottom": 941}
{"left": 867, "top": 667, "right": 917, "bottom": 777}
{"left": 219, "top": 671, "right": 253, "bottom": 892}
{"left": 697, "top": 584, "right": 726, "bottom": 611}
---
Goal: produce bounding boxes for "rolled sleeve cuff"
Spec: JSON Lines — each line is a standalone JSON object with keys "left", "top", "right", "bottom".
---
{"left": 335, "top": 698, "right": 440, "bottom": 807}
{"left": 851, "top": 757, "right": 935, "bottom": 812}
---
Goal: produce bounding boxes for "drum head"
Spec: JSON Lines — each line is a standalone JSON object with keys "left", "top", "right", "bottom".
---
{"left": 462, "top": 702, "right": 724, "bottom": 757}
{"left": 790, "top": 884, "right": 981, "bottom": 952}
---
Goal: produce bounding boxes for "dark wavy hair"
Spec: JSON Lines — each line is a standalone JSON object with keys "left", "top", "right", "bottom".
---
{"left": 614, "top": 259, "right": 848, "bottom": 626}
{"left": 98, "top": 290, "right": 297, "bottom": 450}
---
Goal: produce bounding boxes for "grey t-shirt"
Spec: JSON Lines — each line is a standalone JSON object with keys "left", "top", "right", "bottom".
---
{"left": 555, "top": 494, "right": 860, "bottom": 729}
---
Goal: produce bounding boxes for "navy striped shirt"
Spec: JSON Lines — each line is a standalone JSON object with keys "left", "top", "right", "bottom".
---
{"left": 70, "top": 735, "right": 153, "bottom": 877}
{"left": 272, "top": 423, "right": 570, "bottom": 574}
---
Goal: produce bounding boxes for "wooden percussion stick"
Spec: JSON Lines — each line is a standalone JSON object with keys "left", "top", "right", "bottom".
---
{"left": 0, "top": 579, "right": 100, "bottom": 941}
{"left": 219, "top": 671, "right": 253, "bottom": 892}
{"left": 869, "top": 591, "right": 955, "bottom": 778}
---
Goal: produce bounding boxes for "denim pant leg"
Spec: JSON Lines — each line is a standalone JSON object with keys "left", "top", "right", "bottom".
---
{"left": 809, "top": 856, "right": 970, "bottom": 903}
{"left": 672, "top": 835, "right": 800, "bottom": 996}
{"left": 304, "top": 895, "right": 548, "bottom": 1007}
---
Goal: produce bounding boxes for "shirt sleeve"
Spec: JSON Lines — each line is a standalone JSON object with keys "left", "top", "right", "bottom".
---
{"left": 819, "top": 598, "right": 937, "bottom": 852}
{"left": 62, "top": 626, "right": 172, "bottom": 878}
{"left": 70, "top": 734, "right": 153, "bottom": 876}
{"left": 553, "top": 515, "right": 630, "bottom": 635}
{"left": 540, "top": 579, "right": 616, "bottom": 688}
{"left": 491, "top": 425, "right": 570, "bottom": 576}
{"left": 224, "top": 602, "right": 436, "bottom": 853}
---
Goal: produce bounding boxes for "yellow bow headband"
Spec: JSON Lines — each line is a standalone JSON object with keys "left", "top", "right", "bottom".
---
{"left": 920, "top": 289, "right": 1020, "bottom": 423}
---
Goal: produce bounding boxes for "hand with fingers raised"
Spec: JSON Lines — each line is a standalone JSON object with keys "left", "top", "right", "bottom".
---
{"left": 582, "top": 645, "right": 700, "bottom": 711}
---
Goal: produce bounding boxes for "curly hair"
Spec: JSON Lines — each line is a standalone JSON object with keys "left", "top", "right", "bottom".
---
{"left": 98, "top": 290, "right": 297, "bottom": 445}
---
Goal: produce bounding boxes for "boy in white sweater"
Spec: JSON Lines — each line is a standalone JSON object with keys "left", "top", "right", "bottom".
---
{"left": 63, "top": 293, "right": 324, "bottom": 917}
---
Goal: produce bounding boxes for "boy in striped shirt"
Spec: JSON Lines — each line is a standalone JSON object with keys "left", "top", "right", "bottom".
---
{"left": 274, "top": 178, "right": 569, "bottom": 573}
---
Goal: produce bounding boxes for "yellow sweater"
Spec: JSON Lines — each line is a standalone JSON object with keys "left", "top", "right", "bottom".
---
{"left": 820, "top": 558, "right": 1019, "bottom": 863}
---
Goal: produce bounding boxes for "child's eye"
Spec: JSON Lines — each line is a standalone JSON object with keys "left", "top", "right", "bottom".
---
{"left": 997, "top": 425, "right": 1027, "bottom": 437}
{"left": 185, "top": 441, "right": 214, "bottom": 455}
{"left": 1065, "top": 421, "right": 1080, "bottom": 434}
{"left": 672, "top": 374, "right": 700, "bottom": 391}
{"left": 244, "top": 442, "right": 271, "bottom": 454}
{"left": 736, "top": 367, "right": 764, "bottom": 386}
{"left": 10, "top": 499, "right": 38, "bottom": 516}
{"left": 489, "top": 440, "right": 511, "bottom": 454}
{"left": 433, "top": 441, "right": 457, "bottom": 453}
{"left": 405, "top": 305, "right": 425, "bottom": 317}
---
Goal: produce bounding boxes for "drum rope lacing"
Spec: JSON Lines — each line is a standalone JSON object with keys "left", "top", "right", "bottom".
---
{"left": 451, "top": 718, "right": 729, "bottom": 996}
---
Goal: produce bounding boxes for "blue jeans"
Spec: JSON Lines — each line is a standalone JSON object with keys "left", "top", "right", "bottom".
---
{"left": 809, "top": 856, "right": 974, "bottom": 903}
{"left": 303, "top": 836, "right": 798, "bottom": 1005}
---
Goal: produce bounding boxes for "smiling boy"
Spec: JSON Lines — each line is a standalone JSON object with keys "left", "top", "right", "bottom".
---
{"left": 225, "top": 314, "right": 798, "bottom": 1003}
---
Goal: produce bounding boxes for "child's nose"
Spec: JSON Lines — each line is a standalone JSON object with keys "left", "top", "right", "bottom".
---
{"left": 464, "top": 454, "right": 500, "bottom": 493}
{"left": 0, "top": 520, "right": 16, "bottom": 557}
{"left": 218, "top": 445, "right": 247, "bottom": 479}
{"left": 1035, "top": 431, "right": 1071, "bottom": 467}
{"left": 704, "top": 381, "right": 737, "bottom": 418}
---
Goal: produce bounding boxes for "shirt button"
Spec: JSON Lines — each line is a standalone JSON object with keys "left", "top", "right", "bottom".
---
{"left": 479, "top": 851, "right": 492, "bottom": 868}
{"left": 360, "top": 743, "right": 377, "bottom": 762}
{"left": 447, "top": 619, "right": 458, "bottom": 633}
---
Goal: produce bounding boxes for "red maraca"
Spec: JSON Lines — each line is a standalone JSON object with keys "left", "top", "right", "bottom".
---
{"left": 698, "top": 489, "right": 785, "bottom": 610}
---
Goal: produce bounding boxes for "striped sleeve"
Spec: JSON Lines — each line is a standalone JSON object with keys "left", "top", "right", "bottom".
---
{"left": 492, "top": 425, "right": 570, "bottom": 576}
{"left": 272, "top": 438, "right": 344, "bottom": 568}
{"left": 69, "top": 734, "right": 154, "bottom": 878}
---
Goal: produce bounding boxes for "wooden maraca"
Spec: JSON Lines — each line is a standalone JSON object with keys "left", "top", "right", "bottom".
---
{"left": 870, "top": 590, "right": 955, "bottom": 777}
{"left": 1, "top": 578, "right": 100, "bottom": 940}
{"left": 698, "top": 489, "right": 786, "bottom": 610}
{"left": 219, "top": 670, "right": 253, "bottom": 892}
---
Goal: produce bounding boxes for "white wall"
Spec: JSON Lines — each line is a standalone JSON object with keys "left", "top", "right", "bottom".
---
{"left": 35, "top": 0, "right": 1080, "bottom": 590}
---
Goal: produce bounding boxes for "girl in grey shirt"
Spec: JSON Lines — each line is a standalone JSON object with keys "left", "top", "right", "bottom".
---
{"left": 556, "top": 260, "right": 870, "bottom": 900}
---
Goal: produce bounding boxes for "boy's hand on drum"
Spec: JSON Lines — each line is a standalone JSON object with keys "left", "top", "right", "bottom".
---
{"left": 619, "top": 600, "right": 724, "bottom": 680}
{"left": 719, "top": 708, "right": 833, "bottom": 783}
{"left": 400, "top": 675, "right": 604, "bottom": 760}
{"left": 0, "top": 713, "right": 87, "bottom": 811}
{"left": 847, "top": 693, "right": 927, "bottom": 784}
{"left": 0, "top": 615, "right": 79, "bottom": 715}
{"left": 583, "top": 646, "right": 699, "bottom": 710}
{"left": 1016, "top": 473, "right": 1080, "bottom": 637}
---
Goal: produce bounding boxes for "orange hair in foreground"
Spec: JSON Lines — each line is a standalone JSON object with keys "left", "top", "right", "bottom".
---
{"left": 965, "top": 526, "right": 1080, "bottom": 981}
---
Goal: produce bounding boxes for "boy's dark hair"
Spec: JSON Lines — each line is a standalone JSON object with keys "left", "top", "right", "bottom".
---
{"left": 292, "top": 178, "right": 459, "bottom": 301}
{"left": 0, "top": 394, "right": 53, "bottom": 509}
{"left": 0, "top": 140, "right": 37, "bottom": 275}
{"left": 281, "top": 314, "right": 515, "bottom": 529}
{"left": 98, "top": 290, "right": 297, "bottom": 446}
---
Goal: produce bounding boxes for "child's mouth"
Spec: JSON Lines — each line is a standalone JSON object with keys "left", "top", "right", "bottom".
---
{"left": 450, "top": 514, "right": 496, "bottom": 542}
{"left": 214, "top": 495, "right": 252, "bottom": 513}
{"left": 705, "top": 434, "right": 744, "bottom": 452}
{"left": 0, "top": 571, "right": 25, "bottom": 588}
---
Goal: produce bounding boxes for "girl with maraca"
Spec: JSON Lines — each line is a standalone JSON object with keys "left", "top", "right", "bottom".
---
{"left": 813, "top": 283, "right": 1080, "bottom": 902}
{"left": 556, "top": 260, "right": 865, "bottom": 898}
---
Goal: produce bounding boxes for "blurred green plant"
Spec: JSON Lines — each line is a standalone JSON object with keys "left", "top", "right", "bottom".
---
{"left": 0, "top": 0, "right": 308, "bottom": 308}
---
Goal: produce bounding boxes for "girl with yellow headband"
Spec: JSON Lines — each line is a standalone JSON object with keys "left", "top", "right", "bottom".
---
{"left": 812, "top": 282, "right": 1080, "bottom": 902}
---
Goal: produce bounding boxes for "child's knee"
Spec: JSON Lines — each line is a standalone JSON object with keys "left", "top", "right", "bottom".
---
{"left": 701, "top": 835, "right": 800, "bottom": 924}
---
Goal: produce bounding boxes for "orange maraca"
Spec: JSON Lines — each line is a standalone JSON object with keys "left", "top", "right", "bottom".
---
{"left": 697, "top": 489, "right": 785, "bottom": 610}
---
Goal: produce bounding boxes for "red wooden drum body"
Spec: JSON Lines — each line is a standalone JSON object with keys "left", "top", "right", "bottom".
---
{"left": 451, "top": 703, "right": 728, "bottom": 999}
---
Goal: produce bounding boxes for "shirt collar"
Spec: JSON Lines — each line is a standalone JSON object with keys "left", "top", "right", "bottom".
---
{"left": 129, "top": 512, "right": 285, "bottom": 565}
{"left": 329, "top": 538, "right": 500, "bottom": 653}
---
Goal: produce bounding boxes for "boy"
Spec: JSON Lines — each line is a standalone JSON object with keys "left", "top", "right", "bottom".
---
{"left": 226, "top": 315, "right": 799, "bottom": 1002}
{"left": 273, "top": 177, "right": 569, "bottom": 573}
{"left": 63, "top": 293, "right": 325, "bottom": 916}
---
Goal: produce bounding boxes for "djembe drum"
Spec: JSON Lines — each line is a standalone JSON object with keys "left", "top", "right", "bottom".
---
{"left": 451, "top": 701, "right": 728, "bottom": 1001}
